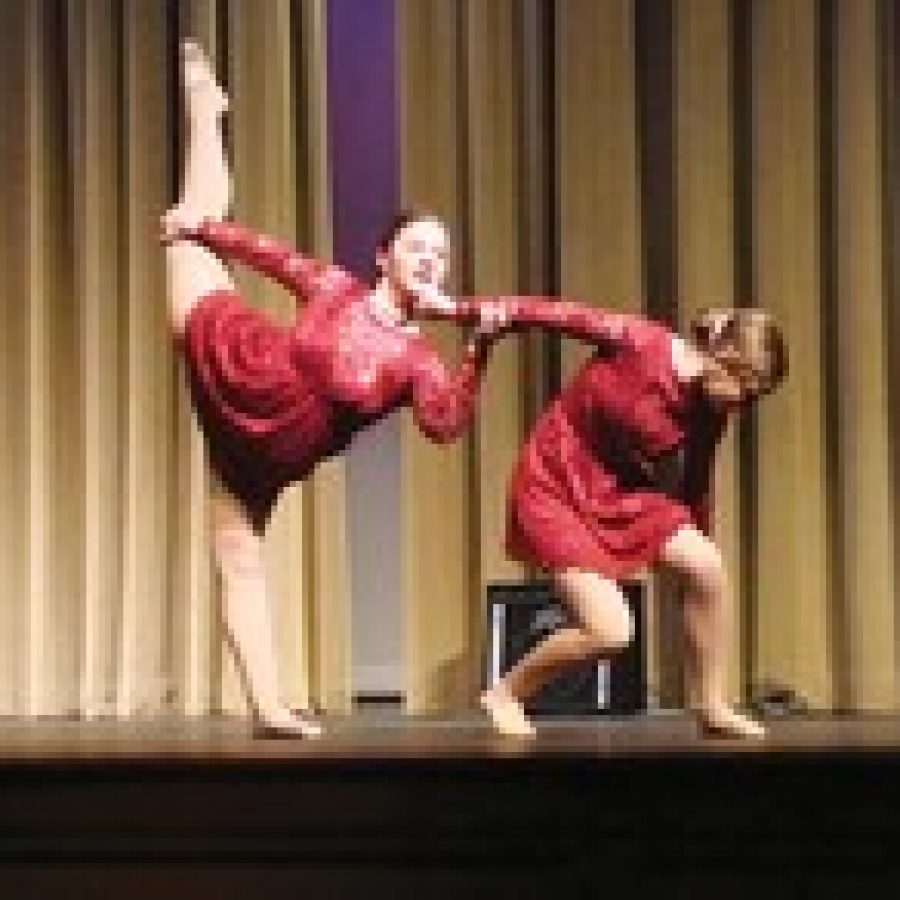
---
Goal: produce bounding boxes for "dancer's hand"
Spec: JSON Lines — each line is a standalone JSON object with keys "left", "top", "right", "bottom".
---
{"left": 159, "top": 206, "right": 206, "bottom": 245}
{"left": 412, "top": 282, "right": 457, "bottom": 315}
{"left": 472, "top": 299, "right": 512, "bottom": 342}
{"left": 411, "top": 286, "right": 510, "bottom": 346}
{"left": 464, "top": 301, "right": 512, "bottom": 364}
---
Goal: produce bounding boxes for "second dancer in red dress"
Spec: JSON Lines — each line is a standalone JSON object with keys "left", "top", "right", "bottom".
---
{"left": 429, "top": 297, "right": 786, "bottom": 739}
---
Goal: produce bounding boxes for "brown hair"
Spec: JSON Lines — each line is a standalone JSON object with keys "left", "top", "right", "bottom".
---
{"left": 375, "top": 209, "right": 444, "bottom": 254}
{"left": 690, "top": 307, "right": 788, "bottom": 397}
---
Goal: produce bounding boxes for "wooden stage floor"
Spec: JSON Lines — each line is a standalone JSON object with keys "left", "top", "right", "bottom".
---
{"left": 0, "top": 708, "right": 899, "bottom": 761}
{"left": 0, "top": 712, "right": 898, "bottom": 896}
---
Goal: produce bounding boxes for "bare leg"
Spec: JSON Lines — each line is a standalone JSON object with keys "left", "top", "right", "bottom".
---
{"left": 658, "top": 526, "right": 764, "bottom": 739}
{"left": 166, "top": 43, "right": 319, "bottom": 736}
{"left": 481, "top": 570, "right": 633, "bottom": 738}
{"left": 211, "top": 490, "right": 320, "bottom": 737}
{"left": 164, "top": 41, "right": 233, "bottom": 335}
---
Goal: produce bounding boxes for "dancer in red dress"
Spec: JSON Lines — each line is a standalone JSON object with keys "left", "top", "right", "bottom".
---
{"left": 175, "top": 217, "right": 489, "bottom": 528}
{"left": 164, "top": 44, "right": 495, "bottom": 736}
{"left": 426, "top": 298, "right": 786, "bottom": 739}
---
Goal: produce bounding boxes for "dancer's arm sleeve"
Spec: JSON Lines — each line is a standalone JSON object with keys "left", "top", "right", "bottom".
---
{"left": 179, "top": 220, "right": 360, "bottom": 303}
{"left": 436, "top": 297, "right": 661, "bottom": 349}
{"left": 410, "top": 340, "right": 489, "bottom": 443}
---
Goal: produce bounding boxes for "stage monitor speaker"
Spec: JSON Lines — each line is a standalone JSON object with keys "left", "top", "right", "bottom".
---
{"left": 485, "top": 580, "right": 646, "bottom": 715}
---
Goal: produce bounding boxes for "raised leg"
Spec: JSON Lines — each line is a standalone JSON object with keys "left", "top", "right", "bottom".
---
{"left": 164, "top": 41, "right": 234, "bottom": 335}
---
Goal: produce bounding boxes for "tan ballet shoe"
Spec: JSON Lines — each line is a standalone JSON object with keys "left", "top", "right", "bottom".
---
{"left": 480, "top": 688, "right": 537, "bottom": 739}
{"left": 181, "top": 40, "right": 229, "bottom": 116}
{"left": 695, "top": 705, "right": 766, "bottom": 740}
{"left": 253, "top": 708, "right": 324, "bottom": 740}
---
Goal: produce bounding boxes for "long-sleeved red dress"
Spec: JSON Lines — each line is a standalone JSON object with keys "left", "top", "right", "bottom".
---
{"left": 177, "top": 220, "right": 485, "bottom": 525}
{"left": 442, "top": 299, "right": 725, "bottom": 578}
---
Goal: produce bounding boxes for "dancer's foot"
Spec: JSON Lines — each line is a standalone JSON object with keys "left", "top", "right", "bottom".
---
{"left": 181, "top": 40, "right": 228, "bottom": 117}
{"left": 253, "top": 707, "right": 323, "bottom": 740}
{"left": 695, "top": 704, "right": 766, "bottom": 740}
{"left": 480, "top": 687, "right": 536, "bottom": 739}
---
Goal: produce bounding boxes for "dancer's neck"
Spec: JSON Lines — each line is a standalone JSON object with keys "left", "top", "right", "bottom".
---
{"left": 370, "top": 280, "right": 412, "bottom": 322}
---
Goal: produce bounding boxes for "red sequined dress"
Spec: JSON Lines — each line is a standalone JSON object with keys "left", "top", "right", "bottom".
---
{"left": 176, "top": 221, "right": 487, "bottom": 525}
{"left": 445, "top": 299, "right": 726, "bottom": 578}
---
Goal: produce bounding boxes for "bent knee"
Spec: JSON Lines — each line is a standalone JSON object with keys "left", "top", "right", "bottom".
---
{"left": 689, "top": 549, "right": 727, "bottom": 598}
{"left": 605, "top": 606, "right": 635, "bottom": 651}
{"left": 585, "top": 607, "right": 634, "bottom": 655}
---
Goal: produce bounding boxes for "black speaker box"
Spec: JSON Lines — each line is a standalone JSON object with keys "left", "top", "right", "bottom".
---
{"left": 485, "top": 580, "right": 646, "bottom": 715}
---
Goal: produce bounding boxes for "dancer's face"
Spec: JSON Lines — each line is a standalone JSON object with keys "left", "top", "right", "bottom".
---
{"left": 701, "top": 363, "right": 756, "bottom": 408}
{"left": 701, "top": 347, "right": 770, "bottom": 408}
{"left": 693, "top": 309, "right": 775, "bottom": 409}
{"left": 379, "top": 218, "right": 450, "bottom": 301}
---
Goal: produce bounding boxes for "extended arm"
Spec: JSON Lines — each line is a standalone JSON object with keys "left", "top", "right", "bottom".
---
{"left": 176, "top": 219, "right": 359, "bottom": 303}
{"left": 418, "top": 295, "right": 655, "bottom": 349}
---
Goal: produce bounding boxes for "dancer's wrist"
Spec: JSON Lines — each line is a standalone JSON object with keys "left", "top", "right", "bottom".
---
{"left": 464, "top": 332, "right": 492, "bottom": 367}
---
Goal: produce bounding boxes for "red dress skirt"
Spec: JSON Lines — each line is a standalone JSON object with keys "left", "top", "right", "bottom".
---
{"left": 179, "top": 291, "right": 346, "bottom": 526}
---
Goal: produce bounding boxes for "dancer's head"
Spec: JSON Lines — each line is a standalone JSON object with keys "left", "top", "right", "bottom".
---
{"left": 374, "top": 210, "right": 450, "bottom": 305}
{"left": 690, "top": 307, "right": 787, "bottom": 406}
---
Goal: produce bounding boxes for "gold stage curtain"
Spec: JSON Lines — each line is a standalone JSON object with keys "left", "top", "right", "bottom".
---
{"left": 0, "top": 0, "right": 349, "bottom": 718}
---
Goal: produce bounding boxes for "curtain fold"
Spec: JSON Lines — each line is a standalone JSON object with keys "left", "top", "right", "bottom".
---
{"left": 0, "top": 0, "right": 346, "bottom": 718}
